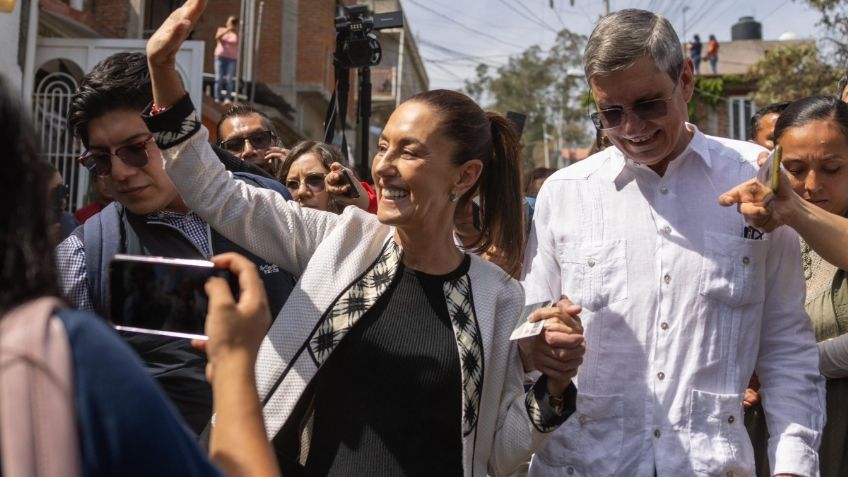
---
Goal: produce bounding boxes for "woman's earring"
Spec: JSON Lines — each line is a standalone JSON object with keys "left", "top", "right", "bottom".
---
{"left": 449, "top": 191, "right": 460, "bottom": 202}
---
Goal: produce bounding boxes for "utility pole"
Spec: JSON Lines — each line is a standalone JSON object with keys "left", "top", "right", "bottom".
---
{"left": 250, "top": 0, "right": 265, "bottom": 104}
{"left": 682, "top": 5, "right": 691, "bottom": 43}
{"left": 603, "top": 0, "right": 610, "bottom": 16}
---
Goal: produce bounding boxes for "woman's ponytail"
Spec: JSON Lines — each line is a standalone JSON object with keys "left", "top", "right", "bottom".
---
{"left": 475, "top": 112, "right": 524, "bottom": 277}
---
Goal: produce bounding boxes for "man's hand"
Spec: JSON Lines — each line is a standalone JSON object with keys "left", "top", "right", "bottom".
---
{"left": 192, "top": 252, "right": 271, "bottom": 384}
{"left": 146, "top": 0, "right": 207, "bottom": 108}
{"left": 325, "top": 162, "right": 369, "bottom": 211}
{"left": 263, "top": 146, "right": 289, "bottom": 165}
{"left": 518, "top": 296, "right": 585, "bottom": 396}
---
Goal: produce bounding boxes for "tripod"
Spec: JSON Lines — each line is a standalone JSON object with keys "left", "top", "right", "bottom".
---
{"left": 323, "top": 63, "right": 373, "bottom": 182}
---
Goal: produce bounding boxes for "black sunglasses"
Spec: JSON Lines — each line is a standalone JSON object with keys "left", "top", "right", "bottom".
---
{"left": 219, "top": 130, "right": 276, "bottom": 153}
{"left": 78, "top": 136, "right": 154, "bottom": 177}
{"left": 285, "top": 173, "right": 326, "bottom": 193}
{"left": 590, "top": 83, "right": 678, "bottom": 130}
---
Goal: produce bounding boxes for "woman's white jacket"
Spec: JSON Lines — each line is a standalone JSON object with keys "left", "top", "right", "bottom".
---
{"left": 159, "top": 123, "right": 567, "bottom": 476}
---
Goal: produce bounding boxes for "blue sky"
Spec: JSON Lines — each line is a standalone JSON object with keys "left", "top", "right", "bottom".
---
{"left": 399, "top": 0, "right": 825, "bottom": 90}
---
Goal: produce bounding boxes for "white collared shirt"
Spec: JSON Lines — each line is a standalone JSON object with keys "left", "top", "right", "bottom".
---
{"left": 523, "top": 125, "right": 824, "bottom": 477}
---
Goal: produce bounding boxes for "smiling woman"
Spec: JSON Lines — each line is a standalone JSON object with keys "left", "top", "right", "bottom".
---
{"left": 145, "top": 6, "right": 586, "bottom": 470}
{"left": 154, "top": 85, "right": 583, "bottom": 476}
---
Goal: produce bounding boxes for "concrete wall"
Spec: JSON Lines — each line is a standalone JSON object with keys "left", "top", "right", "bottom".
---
{"left": 0, "top": 0, "right": 24, "bottom": 92}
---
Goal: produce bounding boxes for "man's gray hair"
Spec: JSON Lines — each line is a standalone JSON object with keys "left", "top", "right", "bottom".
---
{"left": 583, "top": 9, "right": 683, "bottom": 83}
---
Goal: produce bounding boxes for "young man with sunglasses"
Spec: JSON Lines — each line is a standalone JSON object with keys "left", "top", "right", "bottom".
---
{"left": 56, "top": 52, "right": 297, "bottom": 435}
{"left": 216, "top": 105, "right": 287, "bottom": 175}
{"left": 523, "top": 9, "right": 823, "bottom": 477}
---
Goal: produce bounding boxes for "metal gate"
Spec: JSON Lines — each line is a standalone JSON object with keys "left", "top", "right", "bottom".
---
{"left": 32, "top": 71, "right": 87, "bottom": 211}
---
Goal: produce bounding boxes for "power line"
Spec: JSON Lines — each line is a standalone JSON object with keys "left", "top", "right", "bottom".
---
{"left": 405, "top": 0, "right": 527, "bottom": 49}
{"left": 428, "top": 53, "right": 513, "bottom": 64}
{"left": 515, "top": 0, "right": 559, "bottom": 32}
{"left": 545, "top": 0, "right": 567, "bottom": 29}
{"left": 493, "top": 0, "right": 559, "bottom": 33}
{"left": 429, "top": 62, "right": 466, "bottom": 81}
{"left": 688, "top": 0, "right": 736, "bottom": 37}
{"left": 761, "top": 0, "right": 792, "bottom": 21}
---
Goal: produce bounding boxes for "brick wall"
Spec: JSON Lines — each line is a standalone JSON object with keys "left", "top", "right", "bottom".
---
{"left": 90, "top": 0, "right": 129, "bottom": 37}
{"left": 295, "top": 0, "right": 334, "bottom": 89}
{"left": 194, "top": 0, "right": 283, "bottom": 85}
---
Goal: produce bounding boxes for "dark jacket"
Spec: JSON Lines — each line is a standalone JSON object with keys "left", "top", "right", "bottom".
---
{"left": 75, "top": 172, "right": 296, "bottom": 434}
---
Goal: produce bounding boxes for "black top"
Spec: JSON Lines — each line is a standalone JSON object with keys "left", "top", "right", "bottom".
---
{"left": 281, "top": 255, "right": 471, "bottom": 477}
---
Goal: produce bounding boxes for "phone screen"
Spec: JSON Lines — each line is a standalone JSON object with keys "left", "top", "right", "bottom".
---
{"left": 109, "top": 255, "right": 228, "bottom": 340}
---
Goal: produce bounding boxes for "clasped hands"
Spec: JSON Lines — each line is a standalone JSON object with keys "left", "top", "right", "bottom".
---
{"left": 518, "top": 296, "right": 585, "bottom": 397}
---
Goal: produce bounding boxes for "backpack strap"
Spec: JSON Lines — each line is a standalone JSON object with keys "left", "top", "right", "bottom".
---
{"left": 82, "top": 203, "right": 123, "bottom": 317}
{"left": 0, "top": 297, "right": 80, "bottom": 477}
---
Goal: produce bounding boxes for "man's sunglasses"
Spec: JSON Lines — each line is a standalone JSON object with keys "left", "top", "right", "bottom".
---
{"left": 285, "top": 173, "right": 326, "bottom": 193}
{"left": 590, "top": 83, "right": 678, "bottom": 130}
{"left": 219, "top": 130, "right": 276, "bottom": 153}
{"left": 78, "top": 136, "right": 154, "bottom": 177}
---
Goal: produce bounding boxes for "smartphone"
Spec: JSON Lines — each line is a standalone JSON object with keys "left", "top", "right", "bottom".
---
{"left": 340, "top": 168, "right": 361, "bottom": 199}
{"left": 756, "top": 144, "right": 782, "bottom": 193}
{"left": 108, "top": 254, "right": 236, "bottom": 340}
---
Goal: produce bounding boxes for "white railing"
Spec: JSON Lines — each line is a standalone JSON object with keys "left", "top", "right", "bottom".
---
{"left": 32, "top": 71, "right": 87, "bottom": 211}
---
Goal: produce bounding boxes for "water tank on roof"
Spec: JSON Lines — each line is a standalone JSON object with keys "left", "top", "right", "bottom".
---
{"left": 732, "top": 16, "right": 762, "bottom": 40}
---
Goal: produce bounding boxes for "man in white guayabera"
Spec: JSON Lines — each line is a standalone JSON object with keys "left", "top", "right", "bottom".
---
{"left": 522, "top": 8, "right": 824, "bottom": 477}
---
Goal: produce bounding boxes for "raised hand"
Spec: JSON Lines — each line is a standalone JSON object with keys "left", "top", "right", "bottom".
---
{"left": 146, "top": 0, "right": 208, "bottom": 108}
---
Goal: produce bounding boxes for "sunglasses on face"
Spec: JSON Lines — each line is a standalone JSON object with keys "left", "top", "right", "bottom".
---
{"left": 285, "top": 173, "right": 326, "bottom": 193}
{"left": 219, "top": 130, "right": 276, "bottom": 153}
{"left": 590, "top": 83, "right": 679, "bottom": 130}
{"left": 78, "top": 136, "right": 154, "bottom": 177}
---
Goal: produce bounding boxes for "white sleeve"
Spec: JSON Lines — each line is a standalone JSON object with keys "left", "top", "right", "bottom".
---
{"left": 162, "top": 127, "right": 340, "bottom": 276}
{"left": 756, "top": 226, "right": 825, "bottom": 476}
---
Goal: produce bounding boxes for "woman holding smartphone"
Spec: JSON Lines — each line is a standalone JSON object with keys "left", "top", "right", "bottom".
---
{"left": 721, "top": 95, "right": 848, "bottom": 476}
{"left": 273, "top": 140, "right": 375, "bottom": 214}
{"left": 0, "top": 73, "right": 278, "bottom": 476}
{"left": 145, "top": 1, "right": 584, "bottom": 475}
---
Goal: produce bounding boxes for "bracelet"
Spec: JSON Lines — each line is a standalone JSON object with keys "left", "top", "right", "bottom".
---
{"left": 150, "top": 103, "right": 172, "bottom": 116}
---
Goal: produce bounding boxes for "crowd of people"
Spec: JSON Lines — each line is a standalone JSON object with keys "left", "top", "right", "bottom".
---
{"left": 1, "top": 1, "right": 847, "bottom": 476}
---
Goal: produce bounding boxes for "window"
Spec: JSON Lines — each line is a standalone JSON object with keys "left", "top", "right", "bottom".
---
{"left": 728, "top": 96, "right": 755, "bottom": 141}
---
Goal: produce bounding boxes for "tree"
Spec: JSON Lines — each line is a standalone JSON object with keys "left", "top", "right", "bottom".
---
{"left": 464, "top": 29, "right": 589, "bottom": 172}
{"left": 746, "top": 43, "right": 842, "bottom": 106}
{"left": 802, "top": 0, "right": 848, "bottom": 67}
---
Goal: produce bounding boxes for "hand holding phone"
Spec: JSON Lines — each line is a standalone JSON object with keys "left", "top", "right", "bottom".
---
{"left": 338, "top": 167, "right": 360, "bottom": 198}
{"left": 196, "top": 253, "right": 271, "bottom": 367}
{"left": 109, "top": 254, "right": 237, "bottom": 340}
{"left": 756, "top": 144, "right": 782, "bottom": 194}
{"left": 325, "top": 163, "right": 361, "bottom": 199}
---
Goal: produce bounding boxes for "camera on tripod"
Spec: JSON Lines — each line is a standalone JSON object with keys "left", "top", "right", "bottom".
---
{"left": 334, "top": 6, "right": 403, "bottom": 69}
{"left": 325, "top": 5, "right": 403, "bottom": 180}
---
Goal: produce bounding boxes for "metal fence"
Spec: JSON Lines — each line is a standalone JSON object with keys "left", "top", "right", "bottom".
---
{"left": 32, "top": 71, "right": 87, "bottom": 211}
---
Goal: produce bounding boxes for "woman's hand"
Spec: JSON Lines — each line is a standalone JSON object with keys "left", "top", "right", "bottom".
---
{"left": 325, "top": 162, "right": 370, "bottom": 211}
{"left": 198, "top": 253, "right": 281, "bottom": 477}
{"left": 146, "top": 0, "right": 207, "bottom": 108}
{"left": 192, "top": 252, "right": 271, "bottom": 384}
{"left": 718, "top": 151, "right": 800, "bottom": 232}
{"left": 518, "top": 296, "right": 585, "bottom": 397}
